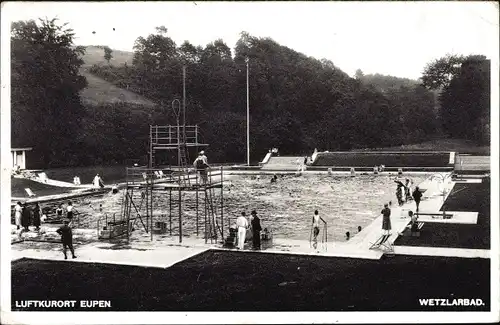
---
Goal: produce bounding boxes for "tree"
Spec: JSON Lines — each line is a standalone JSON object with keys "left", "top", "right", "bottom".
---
{"left": 11, "top": 18, "right": 88, "bottom": 167}
{"left": 132, "top": 27, "right": 178, "bottom": 70}
{"left": 355, "top": 69, "right": 364, "bottom": 80}
{"left": 103, "top": 46, "right": 113, "bottom": 64}
{"left": 421, "top": 54, "right": 464, "bottom": 90}
{"left": 178, "top": 40, "right": 202, "bottom": 64}
{"left": 438, "top": 56, "right": 490, "bottom": 143}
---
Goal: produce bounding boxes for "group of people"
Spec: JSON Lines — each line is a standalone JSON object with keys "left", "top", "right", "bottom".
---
{"left": 235, "top": 210, "right": 263, "bottom": 250}
{"left": 14, "top": 201, "right": 77, "bottom": 259}
{"left": 14, "top": 201, "right": 42, "bottom": 232}
{"left": 394, "top": 178, "right": 423, "bottom": 211}
{"left": 14, "top": 201, "right": 77, "bottom": 230}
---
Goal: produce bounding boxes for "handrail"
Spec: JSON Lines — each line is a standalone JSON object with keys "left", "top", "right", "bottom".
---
{"left": 320, "top": 218, "right": 327, "bottom": 245}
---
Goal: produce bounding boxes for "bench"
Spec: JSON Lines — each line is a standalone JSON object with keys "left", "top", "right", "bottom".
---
{"left": 369, "top": 234, "right": 394, "bottom": 252}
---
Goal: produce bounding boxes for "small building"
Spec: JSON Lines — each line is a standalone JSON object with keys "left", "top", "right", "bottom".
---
{"left": 11, "top": 147, "right": 32, "bottom": 170}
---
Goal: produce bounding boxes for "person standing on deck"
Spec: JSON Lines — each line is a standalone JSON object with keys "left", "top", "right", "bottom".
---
{"left": 236, "top": 212, "right": 249, "bottom": 250}
{"left": 21, "top": 203, "right": 32, "bottom": 232}
{"left": 395, "top": 183, "right": 404, "bottom": 206}
{"left": 312, "top": 210, "right": 320, "bottom": 248}
{"left": 404, "top": 179, "right": 413, "bottom": 202}
{"left": 14, "top": 201, "right": 23, "bottom": 230}
{"left": 412, "top": 187, "right": 423, "bottom": 213}
{"left": 56, "top": 203, "right": 64, "bottom": 221}
{"left": 251, "top": 210, "right": 262, "bottom": 250}
{"left": 193, "top": 151, "right": 210, "bottom": 184}
{"left": 66, "top": 201, "right": 78, "bottom": 225}
{"left": 379, "top": 203, "right": 392, "bottom": 245}
{"left": 56, "top": 220, "right": 77, "bottom": 259}
{"left": 33, "top": 203, "right": 41, "bottom": 231}
{"left": 93, "top": 174, "right": 104, "bottom": 188}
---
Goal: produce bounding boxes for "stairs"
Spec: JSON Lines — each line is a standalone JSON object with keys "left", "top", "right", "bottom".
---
{"left": 178, "top": 142, "right": 191, "bottom": 186}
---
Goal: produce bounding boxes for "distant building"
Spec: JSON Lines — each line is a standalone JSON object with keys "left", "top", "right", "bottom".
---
{"left": 11, "top": 147, "right": 32, "bottom": 170}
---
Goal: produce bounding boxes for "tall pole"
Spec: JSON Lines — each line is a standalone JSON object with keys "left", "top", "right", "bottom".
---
{"left": 246, "top": 57, "right": 250, "bottom": 166}
{"left": 182, "top": 66, "right": 186, "bottom": 133}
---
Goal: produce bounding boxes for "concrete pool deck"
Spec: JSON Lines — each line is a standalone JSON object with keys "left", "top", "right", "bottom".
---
{"left": 10, "top": 172, "right": 489, "bottom": 268}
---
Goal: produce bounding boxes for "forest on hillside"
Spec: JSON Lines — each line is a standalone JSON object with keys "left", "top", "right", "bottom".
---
{"left": 11, "top": 19, "right": 490, "bottom": 168}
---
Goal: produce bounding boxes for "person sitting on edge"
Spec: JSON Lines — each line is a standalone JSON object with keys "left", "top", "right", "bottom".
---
{"left": 357, "top": 226, "right": 362, "bottom": 233}
{"left": 56, "top": 220, "right": 77, "bottom": 260}
{"left": 236, "top": 212, "right": 249, "bottom": 250}
{"left": 412, "top": 187, "right": 423, "bottom": 213}
{"left": 345, "top": 231, "right": 350, "bottom": 240}
{"left": 409, "top": 210, "right": 419, "bottom": 232}
{"left": 262, "top": 227, "right": 271, "bottom": 240}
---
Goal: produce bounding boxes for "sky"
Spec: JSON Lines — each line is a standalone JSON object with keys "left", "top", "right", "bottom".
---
{"left": 3, "top": 1, "right": 499, "bottom": 79}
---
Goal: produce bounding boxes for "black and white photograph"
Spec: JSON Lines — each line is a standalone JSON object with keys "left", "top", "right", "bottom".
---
{"left": 1, "top": 1, "right": 498, "bottom": 324}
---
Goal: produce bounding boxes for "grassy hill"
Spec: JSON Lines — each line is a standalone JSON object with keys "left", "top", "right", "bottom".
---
{"left": 79, "top": 45, "right": 134, "bottom": 68}
{"left": 77, "top": 46, "right": 155, "bottom": 107}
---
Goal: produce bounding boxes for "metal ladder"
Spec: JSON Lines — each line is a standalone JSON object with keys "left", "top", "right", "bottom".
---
{"left": 178, "top": 137, "right": 191, "bottom": 186}
{"left": 205, "top": 187, "right": 222, "bottom": 242}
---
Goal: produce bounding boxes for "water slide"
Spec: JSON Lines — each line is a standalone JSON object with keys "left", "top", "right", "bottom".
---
{"left": 261, "top": 156, "right": 305, "bottom": 171}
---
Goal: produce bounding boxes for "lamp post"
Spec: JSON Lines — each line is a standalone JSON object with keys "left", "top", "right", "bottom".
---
{"left": 246, "top": 57, "right": 250, "bottom": 166}
{"left": 182, "top": 66, "right": 186, "bottom": 138}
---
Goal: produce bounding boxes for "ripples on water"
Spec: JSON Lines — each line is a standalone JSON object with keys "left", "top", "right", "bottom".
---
{"left": 48, "top": 174, "right": 429, "bottom": 242}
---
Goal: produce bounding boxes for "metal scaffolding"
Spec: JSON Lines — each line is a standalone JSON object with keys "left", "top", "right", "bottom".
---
{"left": 98, "top": 67, "right": 225, "bottom": 243}
{"left": 120, "top": 166, "right": 224, "bottom": 243}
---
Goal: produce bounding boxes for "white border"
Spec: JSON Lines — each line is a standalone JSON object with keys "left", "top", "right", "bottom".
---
{"left": 1, "top": 1, "right": 499, "bottom": 324}
{"left": 1, "top": 1, "right": 13, "bottom": 322}
{"left": 488, "top": 6, "right": 500, "bottom": 322}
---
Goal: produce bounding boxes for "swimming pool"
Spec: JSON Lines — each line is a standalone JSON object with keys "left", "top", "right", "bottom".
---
{"left": 44, "top": 173, "right": 430, "bottom": 242}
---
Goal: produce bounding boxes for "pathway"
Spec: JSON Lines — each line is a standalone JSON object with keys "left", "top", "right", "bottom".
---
{"left": 11, "top": 237, "right": 212, "bottom": 269}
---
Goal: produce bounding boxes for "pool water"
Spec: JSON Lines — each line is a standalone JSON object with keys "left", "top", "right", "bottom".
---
{"left": 45, "top": 174, "right": 429, "bottom": 242}
{"left": 222, "top": 174, "right": 429, "bottom": 241}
